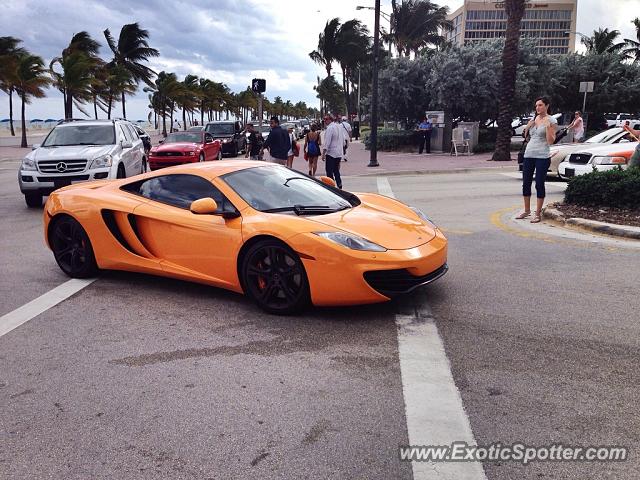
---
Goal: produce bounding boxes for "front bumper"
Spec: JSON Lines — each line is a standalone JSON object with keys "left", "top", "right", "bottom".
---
{"left": 149, "top": 155, "right": 197, "bottom": 170}
{"left": 292, "top": 229, "right": 448, "bottom": 306}
{"left": 558, "top": 162, "right": 621, "bottom": 178}
{"left": 19, "top": 168, "right": 112, "bottom": 195}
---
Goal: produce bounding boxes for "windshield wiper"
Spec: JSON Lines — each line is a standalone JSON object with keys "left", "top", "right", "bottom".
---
{"left": 262, "top": 204, "right": 350, "bottom": 215}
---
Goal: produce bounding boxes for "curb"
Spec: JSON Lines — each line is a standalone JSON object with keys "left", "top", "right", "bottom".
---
{"left": 349, "top": 165, "right": 517, "bottom": 178}
{"left": 543, "top": 205, "right": 640, "bottom": 240}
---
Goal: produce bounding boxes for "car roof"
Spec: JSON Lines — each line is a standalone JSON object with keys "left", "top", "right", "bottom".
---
{"left": 56, "top": 120, "right": 119, "bottom": 127}
{"left": 205, "top": 121, "right": 237, "bottom": 124}
{"left": 143, "top": 160, "right": 279, "bottom": 179}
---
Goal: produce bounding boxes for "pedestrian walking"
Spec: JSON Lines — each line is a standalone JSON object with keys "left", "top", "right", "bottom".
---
{"left": 304, "top": 124, "right": 321, "bottom": 176}
{"left": 417, "top": 116, "right": 433, "bottom": 154}
{"left": 321, "top": 114, "right": 343, "bottom": 189}
{"left": 245, "top": 123, "right": 263, "bottom": 160}
{"left": 623, "top": 123, "right": 640, "bottom": 168}
{"left": 340, "top": 116, "right": 351, "bottom": 161}
{"left": 172, "top": 118, "right": 181, "bottom": 133}
{"left": 352, "top": 119, "right": 360, "bottom": 140}
{"left": 518, "top": 96, "right": 558, "bottom": 223}
{"left": 568, "top": 111, "right": 584, "bottom": 143}
{"left": 286, "top": 125, "right": 297, "bottom": 168}
{"left": 261, "top": 116, "right": 290, "bottom": 165}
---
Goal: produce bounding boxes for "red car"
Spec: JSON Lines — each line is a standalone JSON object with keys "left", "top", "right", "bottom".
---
{"left": 149, "top": 131, "right": 222, "bottom": 170}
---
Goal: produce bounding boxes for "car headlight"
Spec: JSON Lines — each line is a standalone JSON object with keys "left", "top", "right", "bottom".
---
{"left": 592, "top": 156, "right": 626, "bottom": 165}
{"left": 187, "top": 151, "right": 196, "bottom": 156}
{"left": 314, "top": 232, "right": 387, "bottom": 252}
{"left": 409, "top": 206, "right": 437, "bottom": 228}
{"left": 222, "top": 138, "right": 231, "bottom": 143}
{"left": 21, "top": 157, "right": 37, "bottom": 171}
{"left": 89, "top": 154, "right": 113, "bottom": 169}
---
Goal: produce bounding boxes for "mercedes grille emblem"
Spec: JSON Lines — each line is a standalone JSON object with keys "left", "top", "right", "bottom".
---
{"left": 56, "top": 162, "right": 67, "bottom": 172}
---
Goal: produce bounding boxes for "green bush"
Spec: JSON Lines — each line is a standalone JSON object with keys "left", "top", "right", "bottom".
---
{"left": 363, "top": 129, "right": 418, "bottom": 151}
{"left": 564, "top": 167, "right": 640, "bottom": 209}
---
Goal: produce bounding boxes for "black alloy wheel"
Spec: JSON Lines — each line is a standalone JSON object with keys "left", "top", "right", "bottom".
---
{"left": 116, "top": 163, "right": 126, "bottom": 178}
{"left": 50, "top": 216, "right": 98, "bottom": 278}
{"left": 241, "top": 239, "right": 310, "bottom": 314}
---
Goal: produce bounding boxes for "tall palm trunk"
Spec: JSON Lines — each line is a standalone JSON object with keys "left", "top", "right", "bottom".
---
{"left": 182, "top": 108, "right": 187, "bottom": 131}
{"left": 492, "top": 0, "right": 526, "bottom": 161}
{"left": 107, "top": 95, "right": 112, "bottom": 119}
{"left": 162, "top": 111, "right": 167, "bottom": 137}
{"left": 65, "top": 93, "right": 73, "bottom": 119}
{"left": 20, "top": 91, "right": 27, "bottom": 148}
{"left": 93, "top": 96, "right": 98, "bottom": 119}
{"left": 121, "top": 91, "right": 126, "bottom": 119}
{"left": 9, "top": 89, "right": 15, "bottom": 136}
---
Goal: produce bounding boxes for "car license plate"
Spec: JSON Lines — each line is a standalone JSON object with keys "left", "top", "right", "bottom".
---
{"left": 54, "top": 178, "right": 72, "bottom": 189}
{"left": 564, "top": 168, "right": 574, "bottom": 178}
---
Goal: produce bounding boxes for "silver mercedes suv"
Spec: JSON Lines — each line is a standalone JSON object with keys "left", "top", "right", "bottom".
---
{"left": 18, "top": 119, "right": 148, "bottom": 207}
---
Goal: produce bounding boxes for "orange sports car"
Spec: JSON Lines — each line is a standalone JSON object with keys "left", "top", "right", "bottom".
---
{"left": 43, "top": 161, "right": 448, "bottom": 314}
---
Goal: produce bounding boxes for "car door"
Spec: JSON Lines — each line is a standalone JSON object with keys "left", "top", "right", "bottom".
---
{"left": 125, "top": 123, "right": 144, "bottom": 172}
{"left": 203, "top": 133, "right": 216, "bottom": 160}
{"left": 126, "top": 173, "right": 243, "bottom": 287}
{"left": 116, "top": 124, "right": 135, "bottom": 177}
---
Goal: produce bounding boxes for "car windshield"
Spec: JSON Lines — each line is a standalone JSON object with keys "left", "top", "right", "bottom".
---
{"left": 258, "top": 125, "right": 271, "bottom": 133}
{"left": 584, "top": 128, "right": 623, "bottom": 144}
{"left": 223, "top": 166, "right": 352, "bottom": 213}
{"left": 206, "top": 123, "right": 235, "bottom": 135}
{"left": 165, "top": 132, "right": 202, "bottom": 143}
{"left": 42, "top": 124, "right": 115, "bottom": 146}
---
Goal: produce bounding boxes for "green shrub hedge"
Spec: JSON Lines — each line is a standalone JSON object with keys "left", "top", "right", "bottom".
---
{"left": 363, "top": 129, "right": 418, "bottom": 151}
{"left": 564, "top": 167, "right": 640, "bottom": 209}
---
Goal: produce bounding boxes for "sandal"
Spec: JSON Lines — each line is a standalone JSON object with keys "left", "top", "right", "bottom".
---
{"left": 530, "top": 213, "right": 542, "bottom": 223}
{"left": 516, "top": 211, "right": 531, "bottom": 219}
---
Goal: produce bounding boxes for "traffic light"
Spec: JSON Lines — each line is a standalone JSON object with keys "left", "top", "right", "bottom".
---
{"left": 251, "top": 78, "right": 266, "bottom": 93}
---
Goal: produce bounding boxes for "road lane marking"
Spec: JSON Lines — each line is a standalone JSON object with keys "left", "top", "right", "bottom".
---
{"left": 0, "top": 278, "right": 96, "bottom": 338}
{"left": 377, "top": 176, "right": 486, "bottom": 479}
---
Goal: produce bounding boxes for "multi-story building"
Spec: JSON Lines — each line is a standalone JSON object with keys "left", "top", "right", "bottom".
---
{"left": 445, "top": 0, "right": 578, "bottom": 55}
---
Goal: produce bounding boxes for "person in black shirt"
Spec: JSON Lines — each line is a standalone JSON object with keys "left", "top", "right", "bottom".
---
{"left": 245, "top": 123, "right": 263, "bottom": 160}
{"left": 261, "top": 116, "right": 290, "bottom": 165}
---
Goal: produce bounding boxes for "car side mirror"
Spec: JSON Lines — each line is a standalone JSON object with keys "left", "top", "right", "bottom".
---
{"left": 319, "top": 176, "right": 336, "bottom": 187}
{"left": 190, "top": 197, "right": 218, "bottom": 214}
{"left": 31, "top": 143, "right": 40, "bottom": 150}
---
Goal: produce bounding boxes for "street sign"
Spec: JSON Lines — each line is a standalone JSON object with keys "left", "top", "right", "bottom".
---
{"left": 579, "top": 81, "right": 594, "bottom": 93}
{"left": 252, "top": 78, "right": 266, "bottom": 93}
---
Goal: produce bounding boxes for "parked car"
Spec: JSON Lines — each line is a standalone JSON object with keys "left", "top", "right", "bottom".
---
{"left": 298, "top": 119, "right": 310, "bottom": 135}
{"left": 604, "top": 113, "right": 640, "bottom": 128}
{"left": 283, "top": 121, "right": 303, "bottom": 139}
{"left": 187, "top": 125, "right": 205, "bottom": 132}
{"left": 204, "top": 120, "right": 246, "bottom": 157}
{"left": 557, "top": 142, "right": 638, "bottom": 178}
{"left": 18, "top": 119, "right": 147, "bottom": 208}
{"left": 149, "top": 131, "right": 222, "bottom": 170}
{"left": 522, "top": 127, "right": 638, "bottom": 178}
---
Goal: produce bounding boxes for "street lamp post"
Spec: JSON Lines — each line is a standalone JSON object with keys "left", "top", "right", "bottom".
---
{"left": 368, "top": 0, "right": 381, "bottom": 167}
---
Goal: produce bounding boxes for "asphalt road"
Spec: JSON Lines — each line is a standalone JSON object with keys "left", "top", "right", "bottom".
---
{"left": 1, "top": 157, "right": 639, "bottom": 479}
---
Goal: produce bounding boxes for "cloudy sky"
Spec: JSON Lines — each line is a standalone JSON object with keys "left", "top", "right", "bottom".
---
{"left": 1, "top": 0, "right": 637, "bottom": 121}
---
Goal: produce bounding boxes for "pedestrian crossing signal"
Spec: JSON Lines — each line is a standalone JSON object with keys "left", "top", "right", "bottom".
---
{"left": 252, "top": 78, "right": 266, "bottom": 93}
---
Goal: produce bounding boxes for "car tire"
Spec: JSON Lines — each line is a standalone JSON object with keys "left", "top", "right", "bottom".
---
{"left": 199, "top": 152, "right": 205, "bottom": 162}
{"left": 50, "top": 215, "right": 98, "bottom": 278}
{"left": 217, "top": 149, "right": 222, "bottom": 161}
{"left": 116, "top": 163, "right": 126, "bottom": 178}
{"left": 232, "top": 144, "right": 238, "bottom": 157}
{"left": 140, "top": 157, "right": 148, "bottom": 174}
{"left": 25, "top": 193, "right": 42, "bottom": 208}
{"left": 240, "top": 239, "right": 310, "bottom": 315}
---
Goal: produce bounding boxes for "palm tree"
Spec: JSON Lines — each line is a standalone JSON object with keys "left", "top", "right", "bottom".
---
{"left": 623, "top": 18, "right": 640, "bottom": 63}
{"left": 144, "top": 71, "right": 182, "bottom": 137}
{"left": 390, "top": 0, "right": 451, "bottom": 57}
{"left": 309, "top": 18, "right": 341, "bottom": 78}
{"left": 582, "top": 28, "right": 627, "bottom": 55}
{"left": 176, "top": 74, "right": 199, "bottom": 130}
{"left": 100, "top": 63, "right": 137, "bottom": 119}
{"left": 104, "top": 23, "right": 159, "bottom": 119}
{"left": 0, "top": 37, "right": 27, "bottom": 136}
{"left": 14, "top": 53, "right": 50, "bottom": 147}
{"left": 492, "top": 0, "right": 526, "bottom": 162}
{"left": 335, "top": 19, "right": 370, "bottom": 116}
{"left": 50, "top": 32, "right": 102, "bottom": 118}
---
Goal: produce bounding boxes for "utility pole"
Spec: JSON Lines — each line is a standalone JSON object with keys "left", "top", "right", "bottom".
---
{"left": 368, "top": 0, "right": 380, "bottom": 167}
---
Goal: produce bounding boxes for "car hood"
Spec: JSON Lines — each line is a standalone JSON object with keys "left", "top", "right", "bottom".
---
{"left": 154, "top": 142, "right": 200, "bottom": 151}
{"left": 573, "top": 142, "right": 638, "bottom": 157}
{"left": 308, "top": 201, "right": 436, "bottom": 250}
{"left": 34, "top": 144, "right": 113, "bottom": 160}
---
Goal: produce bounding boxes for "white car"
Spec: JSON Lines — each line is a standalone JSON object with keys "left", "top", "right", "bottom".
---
{"left": 18, "top": 119, "right": 147, "bottom": 207}
{"left": 548, "top": 127, "right": 636, "bottom": 177}
{"left": 557, "top": 141, "right": 638, "bottom": 178}
{"left": 605, "top": 113, "right": 640, "bottom": 128}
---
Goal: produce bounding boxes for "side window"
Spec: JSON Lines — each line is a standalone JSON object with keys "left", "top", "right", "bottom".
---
{"left": 118, "top": 125, "right": 131, "bottom": 143}
{"left": 121, "top": 174, "right": 234, "bottom": 212}
{"left": 126, "top": 124, "right": 139, "bottom": 140}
